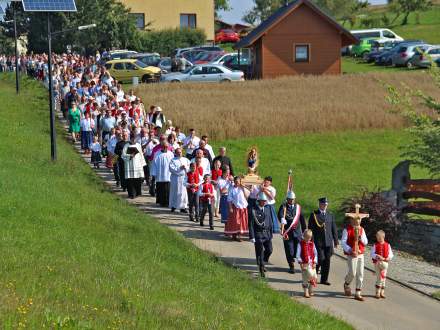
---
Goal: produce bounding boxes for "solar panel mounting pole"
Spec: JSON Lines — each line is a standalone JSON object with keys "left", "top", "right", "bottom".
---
{"left": 13, "top": 4, "right": 19, "bottom": 94}
{"left": 47, "top": 12, "right": 57, "bottom": 161}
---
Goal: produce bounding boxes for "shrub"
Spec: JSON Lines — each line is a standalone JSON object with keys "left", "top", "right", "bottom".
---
{"left": 138, "top": 28, "right": 207, "bottom": 56}
{"left": 339, "top": 188, "right": 403, "bottom": 244}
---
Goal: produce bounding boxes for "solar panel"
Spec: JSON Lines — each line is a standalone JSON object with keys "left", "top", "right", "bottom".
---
{"left": 0, "top": 7, "right": 4, "bottom": 15}
{"left": 22, "top": 0, "right": 77, "bottom": 12}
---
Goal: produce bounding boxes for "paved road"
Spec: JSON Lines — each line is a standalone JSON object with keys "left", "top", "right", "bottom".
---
{"left": 70, "top": 134, "right": 439, "bottom": 329}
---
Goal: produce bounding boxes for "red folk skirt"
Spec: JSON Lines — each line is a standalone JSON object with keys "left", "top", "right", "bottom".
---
{"left": 224, "top": 205, "right": 249, "bottom": 236}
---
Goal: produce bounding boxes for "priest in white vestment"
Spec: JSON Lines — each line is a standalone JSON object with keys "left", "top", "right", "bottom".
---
{"left": 169, "top": 148, "right": 190, "bottom": 212}
{"left": 152, "top": 142, "right": 174, "bottom": 207}
{"left": 122, "top": 137, "right": 146, "bottom": 199}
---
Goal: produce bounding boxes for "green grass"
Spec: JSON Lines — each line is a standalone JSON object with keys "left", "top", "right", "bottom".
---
{"left": 0, "top": 75, "right": 351, "bottom": 328}
{"left": 433, "top": 291, "right": 440, "bottom": 299}
{"left": 342, "top": 57, "right": 410, "bottom": 74}
{"left": 214, "top": 130, "right": 426, "bottom": 220}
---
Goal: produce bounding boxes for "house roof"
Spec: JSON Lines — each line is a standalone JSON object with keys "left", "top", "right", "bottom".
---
{"left": 234, "top": 0, "right": 357, "bottom": 49}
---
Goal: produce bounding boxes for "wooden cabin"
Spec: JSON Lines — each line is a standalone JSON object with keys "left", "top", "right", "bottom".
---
{"left": 234, "top": 0, "right": 357, "bottom": 79}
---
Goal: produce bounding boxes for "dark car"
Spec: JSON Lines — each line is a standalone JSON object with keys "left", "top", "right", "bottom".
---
{"left": 129, "top": 53, "right": 161, "bottom": 67}
{"left": 375, "top": 40, "right": 426, "bottom": 66}
{"left": 366, "top": 41, "right": 403, "bottom": 63}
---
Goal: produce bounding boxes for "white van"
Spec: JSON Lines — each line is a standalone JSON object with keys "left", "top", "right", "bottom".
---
{"left": 343, "top": 28, "right": 404, "bottom": 55}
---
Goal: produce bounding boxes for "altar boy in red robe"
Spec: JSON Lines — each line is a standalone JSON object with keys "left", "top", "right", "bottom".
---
{"left": 199, "top": 174, "right": 215, "bottom": 230}
{"left": 296, "top": 229, "right": 318, "bottom": 298}
{"left": 371, "top": 230, "right": 394, "bottom": 299}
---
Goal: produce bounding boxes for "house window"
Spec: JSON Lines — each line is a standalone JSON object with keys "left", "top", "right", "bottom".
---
{"left": 180, "top": 14, "right": 197, "bottom": 29}
{"left": 295, "top": 44, "right": 310, "bottom": 63}
{"left": 130, "top": 13, "right": 145, "bottom": 29}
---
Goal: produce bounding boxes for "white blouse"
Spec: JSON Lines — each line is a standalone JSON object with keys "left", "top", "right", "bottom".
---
{"left": 228, "top": 186, "right": 248, "bottom": 209}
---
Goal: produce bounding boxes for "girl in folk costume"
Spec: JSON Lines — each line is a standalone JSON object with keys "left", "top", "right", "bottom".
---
{"left": 90, "top": 135, "right": 102, "bottom": 168}
{"left": 371, "top": 230, "right": 394, "bottom": 299}
{"left": 211, "top": 160, "right": 223, "bottom": 218}
{"left": 185, "top": 162, "right": 201, "bottom": 222}
{"left": 225, "top": 176, "right": 250, "bottom": 241}
{"left": 199, "top": 174, "right": 215, "bottom": 230}
{"left": 342, "top": 214, "right": 368, "bottom": 301}
{"left": 259, "top": 176, "right": 280, "bottom": 234}
{"left": 217, "top": 166, "right": 233, "bottom": 224}
{"left": 296, "top": 229, "right": 318, "bottom": 298}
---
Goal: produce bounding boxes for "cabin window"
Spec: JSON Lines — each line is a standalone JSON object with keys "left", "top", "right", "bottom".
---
{"left": 295, "top": 44, "right": 310, "bottom": 63}
{"left": 180, "top": 14, "right": 197, "bottom": 29}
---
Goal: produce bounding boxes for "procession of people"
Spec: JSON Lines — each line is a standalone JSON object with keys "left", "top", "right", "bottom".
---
{"left": 27, "top": 51, "right": 393, "bottom": 301}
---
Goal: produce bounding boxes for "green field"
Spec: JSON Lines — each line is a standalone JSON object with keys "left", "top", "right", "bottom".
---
{"left": 342, "top": 57, "right": 409, "bottom": 74}
{"left": 214, "top": 130, "right": 425, "bottom": 220}
{"left": 0, "top": 75, "right": 352, "bottom": 328}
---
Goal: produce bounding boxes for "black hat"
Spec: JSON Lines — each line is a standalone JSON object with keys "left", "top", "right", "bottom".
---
{"left": 318, "top": 197, "right": 329, "bottom": 204}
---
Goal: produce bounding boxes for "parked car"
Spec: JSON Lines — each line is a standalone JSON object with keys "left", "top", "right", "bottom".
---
{"left": 408, "top": 45, "right": 440, "bottom": 68}
{"left": 436, "top": 57, "right": 440, "bottom": 67}
{"left": 375, "top": 41, "right": 426, "bottom": 66}
{"left": 366, "top": 41, "right": 402, "bottom": 63}
{"left": 215, "top": 29, "right": 240, "bottom": 43}
{"left": 391, "top": 43, "right": 430, "bottom": 67}
{"left": 158, "top": 57, "right": 172, "bottom": 73}
{"left": 101, "top": 50, "right": 138, "bottom": 63}
{"left": 129, "top": 53, "right": 161, "bottom": 67}
{"left": 104, "top": 59, "right": 161, "bottom": 83}
{"left": 343, "top": 28, "right": 404, "bottom": 55}
{"left": 161, "top": 64, "right": 244, "bottom": 83}
{"left": 193, "top": 51, "right": 225, "bottom": 64}
{"left": 180, "top": 49, "right": 206, "bottom": 63}
{"left": 351, "top": 38, "right": 378, "bottom": 58}
{"left": 210, "top": 53, "right": 250, "bottom": 69}
{"left": 172, "top": 45, "right": 223, "bottom": 58}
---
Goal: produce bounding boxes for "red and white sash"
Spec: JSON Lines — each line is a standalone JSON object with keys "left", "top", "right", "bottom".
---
{"left": 283, "top": 204, "right": 301, "bottom": 237}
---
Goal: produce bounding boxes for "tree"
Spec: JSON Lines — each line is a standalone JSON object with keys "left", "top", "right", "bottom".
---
{"left": 215, "top": 0, "right": 231, "bottom": 11}
{"left": 242, "top": 0, "right": 368, "bottom": 25}
{"left": 0, "top": 0, "right": 140, "bottom": 54}
{"left": 388, "top": 0, "right": 432, "bottom": 25}
{"left": 385, "top": 67, "right": 440, "bottom": 177}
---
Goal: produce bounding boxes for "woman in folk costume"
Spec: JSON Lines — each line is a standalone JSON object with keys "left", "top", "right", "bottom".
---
{"left": 296, "top": 229, "right": 318, "bottom": 298}
{"left": 211, "top": 160, "right": 223, "bottom": 218}
{"left": 371, "top": 230, "right": 394, "bottom": 299}
{"left": 169, "top": 147, "right": 190, "bottom": 213}
{"left": 225, "top": 176, "right": 250, "bottom": 241}
{"left": 258, "top": 176, "right": 280, "bottom": 234}
{"left": 122, "top": 135, "right": 146, "bottom": 199}
{"left": 217, "top": 166, "right": 233, "bottom": 224}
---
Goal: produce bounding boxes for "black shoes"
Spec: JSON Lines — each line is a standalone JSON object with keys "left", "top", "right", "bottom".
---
{"left": 180, "top": 209, "right": 188, "bottom": 213}
{"left": 320, "top": 281, "right": 331, "bottom": 286}
{"left": 171, "top": 208, "right": 176, "bottom": 212}
{"left": 210, "top": 226, "right": 214, "bottom": 230}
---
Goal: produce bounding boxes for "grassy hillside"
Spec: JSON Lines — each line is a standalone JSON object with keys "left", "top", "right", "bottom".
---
{"left": 136, "top": 72, "right": 440, "bottom": 140}
{"left": 214, "top": 130, "right": 426, "bottom": 219}
{"left": 0, "top": 75, "right": 351, "bottom": 328}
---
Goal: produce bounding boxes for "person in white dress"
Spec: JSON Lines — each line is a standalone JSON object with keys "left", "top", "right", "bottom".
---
{"left": 169, "top": 148, "right": 190, "bottom": 212}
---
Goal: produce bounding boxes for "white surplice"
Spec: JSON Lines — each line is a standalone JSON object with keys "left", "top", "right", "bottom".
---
{"left": 152, "top": 150, "right": 174, "bottom": 182}
{"left": 169, "top": 156, "right": 190, "bottom": 209}
{"left": 122, "top": 143, "right": 146, "bottom": 179}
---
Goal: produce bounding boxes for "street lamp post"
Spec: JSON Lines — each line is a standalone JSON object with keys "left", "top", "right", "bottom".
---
{"left": 47, "top": 19, "right": 96, "bottom": 161}
{"left": 13, "top": 5, "right": 18, "bottom": 94}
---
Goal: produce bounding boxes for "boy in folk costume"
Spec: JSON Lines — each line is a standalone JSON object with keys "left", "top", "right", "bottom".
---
{"left": 199, "top": 174, "right": 215, "bottom": 230}
{"left": 185, "top": 162, "right": 201, "bottom": 223}
{"left": 342, "top": 208, "right": 369, "bottom": 301}
{"left": 296, "top": 229, "right": 318, "bottom": 298}
{"left": 371, "top": 230, "right": 394, "bottom": 299}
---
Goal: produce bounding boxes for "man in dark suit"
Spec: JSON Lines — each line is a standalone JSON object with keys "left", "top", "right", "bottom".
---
{"left": 249, "top": 192, "right": 274, "bottom": 278}
{"left": 308, "top": 197, "right": 338, "bottom": 285}
{"left": 278, "top": 191, "right": 306, "bottom": 274}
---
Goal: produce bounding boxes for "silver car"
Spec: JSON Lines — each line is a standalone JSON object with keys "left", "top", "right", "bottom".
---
{"left": 391, "top": 44, "right": 430, "bottom": 67}
{"left": 409, "top": 45, "right": 440, "bottom": 68}
{"left": 160, "top": 64, "right": 245, "bottom": 83}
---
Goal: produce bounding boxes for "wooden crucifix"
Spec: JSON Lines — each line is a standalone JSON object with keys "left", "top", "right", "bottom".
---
{"left": 345, "top": 204, "right": 369, "bottom": 255}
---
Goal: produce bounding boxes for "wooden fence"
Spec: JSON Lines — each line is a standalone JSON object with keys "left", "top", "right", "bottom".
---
{"left": 392, "top": 161, "right": 440, "bottom": 217}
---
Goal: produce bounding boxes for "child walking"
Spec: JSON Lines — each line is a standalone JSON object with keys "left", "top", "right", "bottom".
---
{"left": 185, "top": 162, "right": 200, "bottom": 223}
{"left": 342, "top": 215, "right": 368, "bottom": 301}
{"left": 90, "top": 136, "right": 102, "bottom": 168}
{"left": 296, "top": 229, "right": 318, "bottom": 298}
{"left": 371, "top": 230, "right": 394, "bottom": 299}
{"left": 199, "top": 174, "right": 215, "bottom": 230}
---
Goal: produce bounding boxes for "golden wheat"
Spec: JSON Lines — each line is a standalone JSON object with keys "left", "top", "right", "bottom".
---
{"left": 134, "top": 72, "right": 440, "bottom": 140}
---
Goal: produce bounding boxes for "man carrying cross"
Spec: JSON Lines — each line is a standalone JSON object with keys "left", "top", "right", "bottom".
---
{"left": 308, "top": 197, "right": 338, "bottom": 286}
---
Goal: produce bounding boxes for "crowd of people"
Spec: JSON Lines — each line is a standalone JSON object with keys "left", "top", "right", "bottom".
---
{"left": 19, "top": 51, "right": 394, "bottom": 301}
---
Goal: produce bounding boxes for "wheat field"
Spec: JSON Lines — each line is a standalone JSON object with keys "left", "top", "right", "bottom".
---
{"left": 135, "top": 72, "right": 440, "bottom": 140}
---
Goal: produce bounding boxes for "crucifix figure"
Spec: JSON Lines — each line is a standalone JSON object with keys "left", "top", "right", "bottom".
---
{"left": 345, "top": 204, "right": 369, "bottom": 255}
